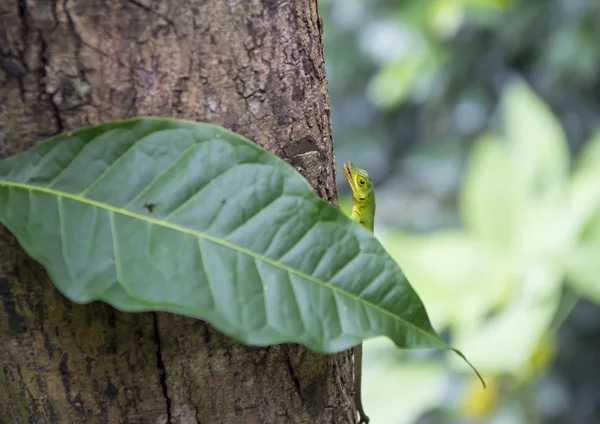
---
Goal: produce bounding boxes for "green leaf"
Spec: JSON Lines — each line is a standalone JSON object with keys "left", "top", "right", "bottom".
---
{"left": 568, "top": 242, "right": 600, "bottom": 304}
{"left": 567, "top": 208, "right": 600, "bottom": 304}
{"left": 451, "top": 283, "right": 561, "bottom": 374}
{"left": 501, "top": 79, "right": 570, "bottom": 257}
{"left": 0, "top": 118, "right": 446, "bottom": 354}
{"left": 429, "top": 0, "right": 465, "bottom": 38}
{"left": 568, "top": 133, "right": 600, "bottom": 304}
{"left": 571, "top": 130, "right": 600, "bottom": 234}
{"left": 367, "top": 49, "right": 434, "bottom": 109}
{"left": 381, "top": 231, "right": 511, "bottom": 330}
{"left": 362, "top": 338, "right": 448, "bottom": 424}
{"left": 503, "top": 81, "right": 569, "bottom": 195}
{"left": 460, "top": 134, "right": 513, "bottom": 247}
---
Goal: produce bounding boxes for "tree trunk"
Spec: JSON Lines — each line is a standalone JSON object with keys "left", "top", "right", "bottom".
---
{"left": 0, "top": 1, "right": 354, "bottom": 423}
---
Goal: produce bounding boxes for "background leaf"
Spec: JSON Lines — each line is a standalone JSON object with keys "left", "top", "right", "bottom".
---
{"left": 0, "top": 118, "right": 447, "bottom": 354}
{"left": 571, "top": 130, "right": 600, "bottom": 232}
{"left": 459, "top": 134, "right": 513, "bottom": 248}
{"left": 381, "top": 231, "right": 509, "bottom": 330}
{"left": 502, "top": 80, "right": 570, "bottom": 258}
{"left": 567, "top": 210, "right": 600, "bottom": 303}
{"left": 362, "top": 337, "right": 448, "bottom": 424}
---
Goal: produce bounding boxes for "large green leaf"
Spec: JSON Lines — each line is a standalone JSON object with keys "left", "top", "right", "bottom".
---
{"left": 381, "top": 231, "right": 511, "bottom": 331}
{"left": 362, "top": 338, "right": 447, "bottom": 424}
{"left": 460, "top": 134, "right": 513, "bottom": 248}
{"left": 571, "top": 130, "right": 600, "bottom": 233}
{"left": 0, "top": 118, "right": 447, "bottom": 354}
{"left": 568, "top": 242, "right": 600, "bottom": 304}
{"left": 502, "top": 80, "right": 570, "bottom": 258}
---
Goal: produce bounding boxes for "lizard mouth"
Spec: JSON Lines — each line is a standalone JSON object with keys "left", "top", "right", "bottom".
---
{"left": 343, "top": 161, "right": 357, "bottom": 191}
{"left": 343, "top": 161, "right": 353, "bottom": 186}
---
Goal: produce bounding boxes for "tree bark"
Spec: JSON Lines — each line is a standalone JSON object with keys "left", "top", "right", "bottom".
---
{"left": 0, "top": 1, "right": 354, "bottom": 423}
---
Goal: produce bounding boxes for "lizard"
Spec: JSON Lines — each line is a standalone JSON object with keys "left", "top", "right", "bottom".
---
{"left": 342, "top": 161, "right": 374, "bottom": 424}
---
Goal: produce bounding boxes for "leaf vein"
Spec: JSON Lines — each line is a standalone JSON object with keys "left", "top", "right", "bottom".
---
{"left": 122, "top": 142, "right": 201, "bottom": 209}
{"left": 252, "top": 258, "right": 272, "bottom": 332}
{"left": 286, "top": 269, "right": 309, "bottom": 335}
{"left": 163, "top": 164, "right": 249, "bottom": 222}
{"left": 58, "top": 196, "right": 77, "bottom": 292}
{"left": 47, "top": 141, "right": 88, "bottom": 187}
{"left": 78, "top": 129, "right": 138, "bottom": 196}
{"left": 223, "top": 193, "right": 283, "bottom": 240}
{"left": 196, "top": 237, "right": 216, "bottom": 313}
{"left": 109, "top": 210, "right": 125, "bottom": 288}
{"left": 21, "top": 138, "right": 70, "bottom": 183}
{"left": 328, "top": 251, "right": 362, "bottom": 283}
{"left": 275, "top": 220, "right": 319, "bottom": 262}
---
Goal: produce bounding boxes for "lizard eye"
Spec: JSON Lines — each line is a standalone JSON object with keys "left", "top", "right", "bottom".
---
{"left": 359, "top": 178, "right": 365, "bottom": 186}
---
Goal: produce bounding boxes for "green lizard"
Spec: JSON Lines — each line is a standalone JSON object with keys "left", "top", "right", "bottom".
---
{"left": 342, "top": 161, "right": 374, "bottom": 424}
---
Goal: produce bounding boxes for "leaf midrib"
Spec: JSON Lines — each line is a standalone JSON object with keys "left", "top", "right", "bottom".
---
{"left": 0, "top": 180, "right": 442, "bottom": 344}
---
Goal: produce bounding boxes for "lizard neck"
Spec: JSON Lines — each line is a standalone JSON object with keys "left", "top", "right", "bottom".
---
{"left": 350, "top": 193, "right": 375, "bottom": 232}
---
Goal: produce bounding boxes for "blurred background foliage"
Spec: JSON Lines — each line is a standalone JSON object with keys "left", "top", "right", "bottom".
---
{"left": 320, "top": 0, "right": 600, "bottom": 422}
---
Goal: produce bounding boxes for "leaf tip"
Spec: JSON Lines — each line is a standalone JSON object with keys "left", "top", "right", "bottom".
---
{"left": 451, "top": 348, "right": 486, "bottom": 389}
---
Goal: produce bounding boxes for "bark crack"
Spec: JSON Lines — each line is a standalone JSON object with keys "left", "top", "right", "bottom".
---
{"left": 153, "top": 313, "right": 172, "bottom": 424}
{"left": 285, "top": 347, "right": 304, "bottom": 402}
{"left": 187, "top": 379, "right": 201, "bottom": 424}
{"left": 125, "top": 0, "right": 178, "bottom": 32}
{"left": 64, "top": 0, "right": 91, "bottom": 85}
{"left": 13, "top": 0, "right": 30, "bottom": 103}
{"left": 39, "top": 37, "right": 64, "bottom": 133}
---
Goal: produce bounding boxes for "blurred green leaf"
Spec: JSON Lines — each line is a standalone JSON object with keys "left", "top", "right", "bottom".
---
{"left": 367, "top": 52, "right": 433, "bottom": 109}
{"left": 567, "top": 209, "right": 600, "bottom": 304}
{"left": 468, "top": 0, "right": 512, "bottom": 8}
{"left": 452, "top": 285, "right": 561, "bottom": 374}
{"left": 568, "top": 242, "right": 600, "bottom": 304}
{"left": 502, "top": 80, "right": 571, "bottom": 258}
{"left": 429, "top": 0, "right": 465, "bottom": 38}
{"left": 363, "top": 337, "right": 448, "bottom": 424}
{"left": 571, "top": 131, "right": 600, "bottom": 233}
{"left": 566, "top": 131, "right": 600, "bottom": 305}
{"left": 460, "top": 133, "right": 513, "bottom": 248}
{"left": 381, "top": 231, "right": 510, "bottom": 330}
{"left": 338, "top": 195, "right": 353, "bottom": 217}
{"left": 380, "top": 81, "right": 579, "bottom": 376}
{"left": 503, "top": 81, "right": 569, "bottom": 187}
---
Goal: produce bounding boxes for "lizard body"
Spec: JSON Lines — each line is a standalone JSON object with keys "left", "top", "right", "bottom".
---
{"left": 342, "top": 161, "right": 374, "bottom": 424}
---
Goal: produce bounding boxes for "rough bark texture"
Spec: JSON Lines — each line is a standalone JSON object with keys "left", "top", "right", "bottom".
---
{"left": 0, "top": 1, "right": 354, "bottom": 423}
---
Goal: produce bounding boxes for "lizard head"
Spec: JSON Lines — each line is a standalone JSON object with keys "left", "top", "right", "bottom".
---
{"left": 343, "top": 161, "right": 374, "bottom": 203}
